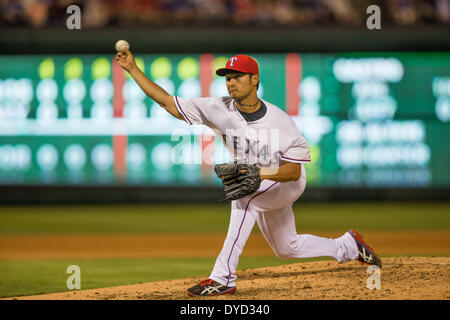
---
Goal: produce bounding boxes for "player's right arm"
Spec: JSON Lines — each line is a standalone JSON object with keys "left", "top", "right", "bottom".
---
{"left": 259, "top": 162, "right": 302, "bottom": 182}
{"left": 114, "top": 49, "right": 184, "bottom": 121}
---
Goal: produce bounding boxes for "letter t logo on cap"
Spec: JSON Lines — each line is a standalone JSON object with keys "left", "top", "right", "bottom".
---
{"left": 229, "top": 57, "right": 238, "bottom": 67}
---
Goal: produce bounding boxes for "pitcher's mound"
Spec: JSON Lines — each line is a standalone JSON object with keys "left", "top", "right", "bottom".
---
{"left": 7, "top": 257, "right": 450, "bottom": 300}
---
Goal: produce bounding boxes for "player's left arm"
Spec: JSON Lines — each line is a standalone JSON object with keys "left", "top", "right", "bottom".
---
{"left": 115, "top": 49, "right": 184, "bottom": 121}
{"left": 259, "top": 162, "right": 301, "bottom": 182}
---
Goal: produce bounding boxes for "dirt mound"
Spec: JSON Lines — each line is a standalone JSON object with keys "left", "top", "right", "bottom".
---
{"left": 6, "top": 257, "right": 450, "bottom": 300}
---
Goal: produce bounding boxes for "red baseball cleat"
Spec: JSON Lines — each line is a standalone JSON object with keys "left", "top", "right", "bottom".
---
{"left": 187, "top": 279, "right": 236, "bottom": 297}
{"left": 348, "top": 229, "right": 382, "bottom": 268}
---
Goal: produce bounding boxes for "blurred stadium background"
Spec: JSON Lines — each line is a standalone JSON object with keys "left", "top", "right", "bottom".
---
{"left": 0, "top": 0, "right": 449, "bottom": 298}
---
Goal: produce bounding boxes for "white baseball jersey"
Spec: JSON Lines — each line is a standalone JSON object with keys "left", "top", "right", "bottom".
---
{"left": 173, "top": 96, "right": 311, "bottom": 167}
{"left": 173, "top": 95, "right": 358, "bottom": 289}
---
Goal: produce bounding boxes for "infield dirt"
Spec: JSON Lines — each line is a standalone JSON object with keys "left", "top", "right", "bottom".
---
{"left": 1, "top": 230, "right": 449, "bottom": 259}
{"left": 5, "top": 257, "right": 450, "bottom": 300}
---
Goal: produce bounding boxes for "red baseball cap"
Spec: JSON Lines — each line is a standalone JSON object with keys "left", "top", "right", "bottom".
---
{"left": 216, "top": 55, "right": 259, "bottom": 76}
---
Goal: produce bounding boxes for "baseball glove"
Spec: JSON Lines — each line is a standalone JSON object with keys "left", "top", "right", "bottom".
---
{"left": 214, "top": 163, "right": 261, "bottom": 200}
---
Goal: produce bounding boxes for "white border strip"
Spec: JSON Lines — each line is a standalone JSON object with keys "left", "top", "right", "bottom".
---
{"left": 280, "top": 155, "right": 311, "bottom": 164}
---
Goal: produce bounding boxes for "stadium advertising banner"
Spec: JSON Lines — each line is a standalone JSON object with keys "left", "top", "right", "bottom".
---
{"left": 0, "top": 52, "right": 449, "bottom": 187}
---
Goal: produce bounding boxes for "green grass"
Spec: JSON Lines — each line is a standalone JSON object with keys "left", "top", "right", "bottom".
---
{"left": 0, "top": 256, "right": 310, "bottom": 298}
{"left": 0, "top": 202, "right": 449, "bottom": 234}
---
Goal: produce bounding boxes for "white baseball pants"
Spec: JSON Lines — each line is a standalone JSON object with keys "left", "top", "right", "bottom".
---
{"left": 209, "top": 164, "right": 358, "bottom": 288}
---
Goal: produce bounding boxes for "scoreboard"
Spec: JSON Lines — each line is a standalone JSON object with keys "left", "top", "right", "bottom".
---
{"left": 0, "top": 52, "right": 449, "bottom": 187}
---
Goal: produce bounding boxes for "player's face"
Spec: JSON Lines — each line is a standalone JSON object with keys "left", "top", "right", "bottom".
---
{"left": 225, "top": 72, "right": 258, "bottom": 100}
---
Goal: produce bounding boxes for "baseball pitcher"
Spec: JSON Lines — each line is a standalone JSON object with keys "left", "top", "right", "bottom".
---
{"left": 114, "top": 50, "right": 382, "bottom": 297}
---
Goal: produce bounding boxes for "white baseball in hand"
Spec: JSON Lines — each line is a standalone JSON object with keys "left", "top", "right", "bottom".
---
{"left": 115, "top": 40, "right": 130, "bottom": 53}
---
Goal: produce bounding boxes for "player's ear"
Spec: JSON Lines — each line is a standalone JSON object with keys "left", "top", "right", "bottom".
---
{"left": 251, "top": 74, "right": 259, "bottom": 86}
